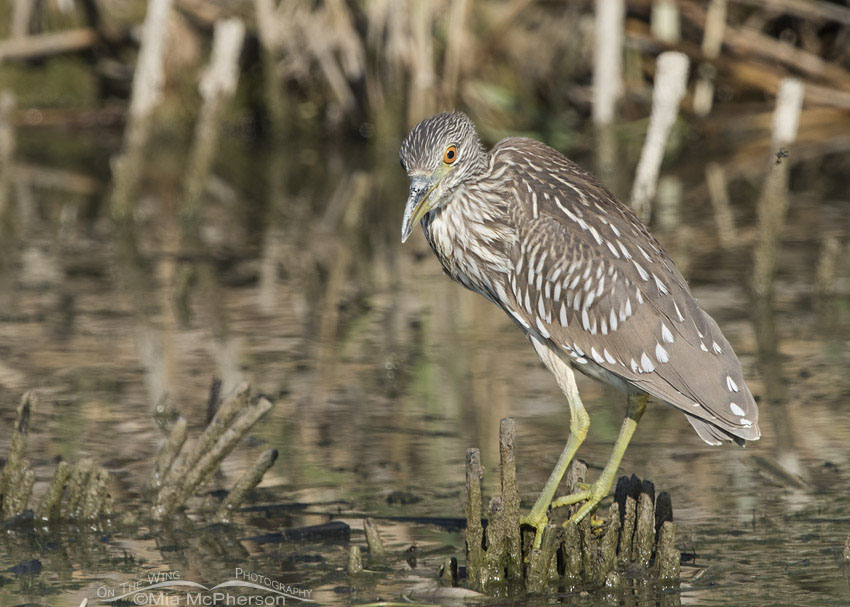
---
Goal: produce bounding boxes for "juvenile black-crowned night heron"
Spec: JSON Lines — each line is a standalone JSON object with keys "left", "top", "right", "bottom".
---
{"left": 399, "top": 112, "right": 760, "bottom": 547}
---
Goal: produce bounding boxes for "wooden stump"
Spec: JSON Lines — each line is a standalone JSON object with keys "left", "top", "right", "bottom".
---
{"left": 464, "top": 418, "right": 681, "bottom": 594}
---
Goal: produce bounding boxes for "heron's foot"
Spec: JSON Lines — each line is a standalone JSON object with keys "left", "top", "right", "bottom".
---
{"left": 548, "top": 478, "right": 610, "bottom": 525}
{"left": 520, "top": 510, "right": 550, "bottom": 551}
{"left": 550, "top": 488, "right": 591, "bottom": 510}
{"left": 568, "top": 479, "right": 610, "bottom": 524}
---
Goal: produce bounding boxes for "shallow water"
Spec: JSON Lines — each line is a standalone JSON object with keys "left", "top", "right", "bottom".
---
{"left": 1, "top": 114, "right": 849, "bottom": 607}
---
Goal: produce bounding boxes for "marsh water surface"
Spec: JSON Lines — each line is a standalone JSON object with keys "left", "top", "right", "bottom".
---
{"left": 0, "top": 114, "right": 849, "bottom": 606}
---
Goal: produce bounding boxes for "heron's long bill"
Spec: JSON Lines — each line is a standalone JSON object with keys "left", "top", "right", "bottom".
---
{"left": 401, "top": 174, "right": 437, "bottom": 243}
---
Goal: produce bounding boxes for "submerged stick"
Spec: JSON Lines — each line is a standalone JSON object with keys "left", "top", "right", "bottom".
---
{"left": 3, "top": 463, "right": 34, "bottom": 518}
{"left": 630, "top": 51, "right": 690, "bottom": 222}
{"left": 160, "top": 383, "right": 250, "bottom": 492}
{"left": 216, "top": 448, "right": 278, "bottom": 522}
{"left": 1, "top": 391, "right": 36, "bottom": 518}
{"left": 364, "top": 517, "right": 386, "bottom": 560}
{"left": 80, "top": 467, "right": 111, "bottom": 521}
{"left": 347, "top": 545, "right": 363, "bottom": 574}
{"left": 63, "top": 458, "right": 95, "bottom": 520}
{"left": 151, "top": 416, "right": 188, "bottom": 489}
{"left": 154, "top": 397, "right": 273, "bottom": 519}
{"left": 36, "top": 460, "right": 73, "bottom": 522}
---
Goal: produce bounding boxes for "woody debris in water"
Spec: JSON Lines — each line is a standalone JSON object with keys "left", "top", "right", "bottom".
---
{"left": 464, "top": 417, "right": 680, "bottom": 594}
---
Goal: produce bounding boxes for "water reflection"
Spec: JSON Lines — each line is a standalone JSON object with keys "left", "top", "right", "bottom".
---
{"left": 0, "top": 117, "right": 849, "bottom": 605}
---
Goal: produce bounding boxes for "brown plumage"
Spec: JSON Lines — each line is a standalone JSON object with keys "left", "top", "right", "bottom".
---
{"left": 399, "top": 111, "right": 760, "bottom": 446}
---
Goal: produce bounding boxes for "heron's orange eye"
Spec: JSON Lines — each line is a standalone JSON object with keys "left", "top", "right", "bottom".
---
{"left": 443, "top": 145, "right": 458, "bottom": 164}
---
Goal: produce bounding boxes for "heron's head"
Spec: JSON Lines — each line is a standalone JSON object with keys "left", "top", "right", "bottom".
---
{"left": 399, "top": 111, "right": 488, "bottom": 243}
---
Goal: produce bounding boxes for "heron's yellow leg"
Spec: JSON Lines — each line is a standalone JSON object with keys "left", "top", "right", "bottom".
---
{"left": 520, "top": 399, "right": 589, "bottom": 548}
{"left": 521, "top": 339, "right": 589, "bottom": 549}
{"left": 552, "top": 393, "right": 648, "bottom": 524}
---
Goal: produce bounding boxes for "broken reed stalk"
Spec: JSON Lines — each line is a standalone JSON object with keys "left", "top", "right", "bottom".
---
{"left": 705, "top": 162, "right": 738, "bottom": 248}
{"left": 0, "top": 91, "right": 15, "bottom": 216}
{"left": 814, "top": 236, "right": 841, "bottom": 297}
{"left": 63, "top": 458, "right": 95, "bottom": 520}
{"left": 407, "top": 0, "right": 437, "bottom": 125}
{"left": 153, "top": 395, "right": 273, "bottom": 520}
{"left": 159, "top": 383, "right": 250, "bottom": 492}
{"left": 465, "top": 448, "right": 484, "bottom": 587}
{"left": 592, "top": 0, "right": 625, "bottom": 127}
{"left": 363, "top": 517, "right": 387, "bottom": 560}
{"left": 347, "top": 545, "right": 363, "bottom": 574}
{"left": 10, "top": 0, "right": 35, "bottom": 39}
{"left": 180, "top": 17, "right": 246, "bottom": 222}
{"left": 441, "top": 0, "right": 470, "bottom": 104}
{"left": 151, "top": 416, "right": 188, "bottom": 489}
{"left": 253, "top": 0, "right": 288, "bottom": 140}
{"left": 0, "top": 391, "right": 36, "bottom": 519}
{"left": 216, "top": 448, "right": 278, "bottom": 522}
{"left": 651, "top": 0, "right": 681, "bottom": 44}
{"left": 752, "top": 78, "right": 804, "bottom": 299}
{"left": 80, "top": 468, "right": 112, "bottom": 520}
{"left": 630, "top": 51, "right": 690, "bottom": 223}
{"left": 693, "top": 0, "right": 727, "bottom": 116}
{"left": 110, "top": 0, "right": 173, "bottom": 220}
{"left": 498, "top": 418, "right": 523, "bottom": 579}
{"left": 36, "top": 460, "right": 73, "bottom": 521}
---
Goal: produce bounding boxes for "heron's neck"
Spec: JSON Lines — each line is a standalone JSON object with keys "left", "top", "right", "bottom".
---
{"left": 421, "top": 172, "right": 514, "bottom": 303}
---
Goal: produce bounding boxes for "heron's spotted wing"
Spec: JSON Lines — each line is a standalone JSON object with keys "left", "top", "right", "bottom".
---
{"left": 493, "top": 138, "right": 760, "bottom": 443}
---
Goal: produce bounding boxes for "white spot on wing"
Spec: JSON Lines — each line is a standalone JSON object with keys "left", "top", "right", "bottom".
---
{"left": 632, "top": 260, "right": 650, "bottom": 281}
{"left": 536, "top": 317, "right": 551, "bottom": 338}
{"left": 640, "top": 352, "right": 655, "bottom": 373}
{"left": 726, "top": 376, "right": 739, "bottom": 392}
{"left": 591, "top": 347, "right": 604, "bottom": 364}
{"left": 730, "top": 402, "right": 745, "bottom": 416}
{"left": 674, "top": 302, "right": 685, "bottom": 322}
{"left": 661, "top": 323, "right": 674, "bottom": 343}
{"left": 655, "top": 343, "right": 669, "bottom": 363}
{"left": 604, "top": 348, "right": 617, "bottom": 364}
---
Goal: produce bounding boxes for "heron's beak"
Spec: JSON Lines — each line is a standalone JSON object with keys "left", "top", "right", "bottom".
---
{"left": 401, "top": 174, "right": 438, "bottom": 243}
